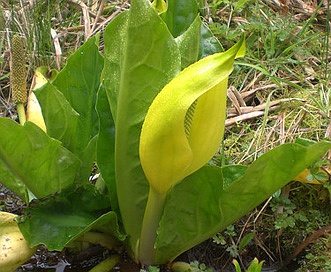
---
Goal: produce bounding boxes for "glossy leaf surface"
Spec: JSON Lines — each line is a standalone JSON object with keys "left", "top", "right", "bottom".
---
{"left": 18, "top": 185, "right": 124, "bottom": 250}
{"left": 0, "top": 119, "right": 80, "bottom": 201}
{"left": 155, "top": 141, "right": 331, "bottom": 263}
{"left": 161, "top": 0, "right": 198, "bottom": 37}
{"left": 34, "top": 36, "right": 103, "bottom": 181}
{"left": 160, "top": 0, "right": 222, "bottom": 59}
{"left": 96, "top": 84, "right": 118, "bottom": 212}
{"left": 175, "top": 15, "right": 201, "bottom": 69}
{"left": 199, "top": 23, "right": 223, "bottom": 58}
{"left": 102, "top": 0, "right": 180, "bottom": 256}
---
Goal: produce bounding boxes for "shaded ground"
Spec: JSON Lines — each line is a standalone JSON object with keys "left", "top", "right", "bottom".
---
{"left": 0, "top": 183, "right": 257, "bottom": 272}
{"left": 0, "top": 183, "right": 314, "bottom": 272}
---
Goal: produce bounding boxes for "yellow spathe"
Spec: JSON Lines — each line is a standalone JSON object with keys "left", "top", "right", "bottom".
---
{"left": 139, "top": 36, "right": 245, "bottom": 194}
{"left": 0, "top": 212, "right": 36, "bottom": 272}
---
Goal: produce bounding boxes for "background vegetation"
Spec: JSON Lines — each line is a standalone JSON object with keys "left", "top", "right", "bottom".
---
{"left": 0, "top": 0, "right": 330, "bottom": 271}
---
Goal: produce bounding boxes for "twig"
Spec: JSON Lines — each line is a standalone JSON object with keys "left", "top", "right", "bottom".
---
{"left": 69, "top": 0, "right": 91, "bottom": 40}
{"left": 91, "top": 0, "right": 105, "bottom": 34}
{"left": 241, "top": 81, "right": 301, "bottom": 100}
{"left": 91, "top": 6, "right": 126, "bottom": 36}
{"left": 226, "top": 108, "right": 279, "bottom": 127}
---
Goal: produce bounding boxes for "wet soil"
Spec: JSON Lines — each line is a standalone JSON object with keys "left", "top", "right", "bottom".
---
{"left": 16, "top": 245, "right": 141, "bottom": 272}
{"left": 1, "top": 183, "right": 299, "bottom": 271}
{"left": 0, "top": 183, "right": 231, "bottom": 271}
{"left": 14, "top": 241, "right": 237, "bottom": 272}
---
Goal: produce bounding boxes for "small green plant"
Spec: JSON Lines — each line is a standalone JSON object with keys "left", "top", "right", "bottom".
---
{"left": 188, "top": 261, "right": 213, "bottom": 272}
{"left": 270, "top": 195, "right": 308, "bottom": 230}
{"left": 297, "top": 233, "right": 331, "bottom": 272}
{"left": 293, "top": 154, "right": 330, "bottom": 184}
{"left": 213, "top": 226, "right": 255, "bottom": 259}
{"left": 233, "top": 258, "right": 264, "bottom": 272}
{"left": 305, "top": 159, "right": 329, "bottom": 183}
{"left": 172, "top": 260, "right": 213, "bottom": 272}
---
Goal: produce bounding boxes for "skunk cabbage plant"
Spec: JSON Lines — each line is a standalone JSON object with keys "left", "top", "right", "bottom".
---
{"left": 0, "top": 0, "right": 330, "bottom": 269}
{"left": 138, "top": 37, "right": 244, "bottom": 264}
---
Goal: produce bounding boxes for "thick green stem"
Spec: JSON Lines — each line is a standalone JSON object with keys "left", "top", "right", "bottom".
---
{"left": 17, "top": 103, "right": 26, "bottom": 125}
{"left": 138, "top": 187, "right": 166, "bottom": 265}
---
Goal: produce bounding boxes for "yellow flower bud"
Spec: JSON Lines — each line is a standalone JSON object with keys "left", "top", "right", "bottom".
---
{"left": 139, "top": 36, "right": 245, "bottom": 194}
{"left": 0, "top": 212, "right": 36, "bottom": 272}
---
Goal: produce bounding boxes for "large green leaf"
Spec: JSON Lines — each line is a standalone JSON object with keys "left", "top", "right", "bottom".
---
{"left": 102, "top": 0, "right": 181, "bottom": 256}
{"left": 155, "top": 141, "right": 331, "bottom": 263}
{"left": 35, "top": 36, "right": 103, "bottom": 181}
{"left": 34, "top": 82, "right": 79, "bottom": 147}
{"left": 102, "top": 11, "right": 128, "bottom": 122}
{"left": 161, "top": 0, "right": 198, "bottom": 37}
{"left": 96, "top": 83, "right": 117, "bottom": 212}
{"left": 160, "top": 0, "right": 222, "bottom": 60}
{"left": 199, "top": 23, "right": 223, "bottom": 59}
{"left": 175, "top": 15, "right": 201, "bottom": 69}
{"left": 0, "top": 118, "right": 81, "bottom": 201}
{"left": 18, "top": 185, "right": 124, "bottom": 250}
{"left": 52, "top": 37, "right": 103, "bottom": 133}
